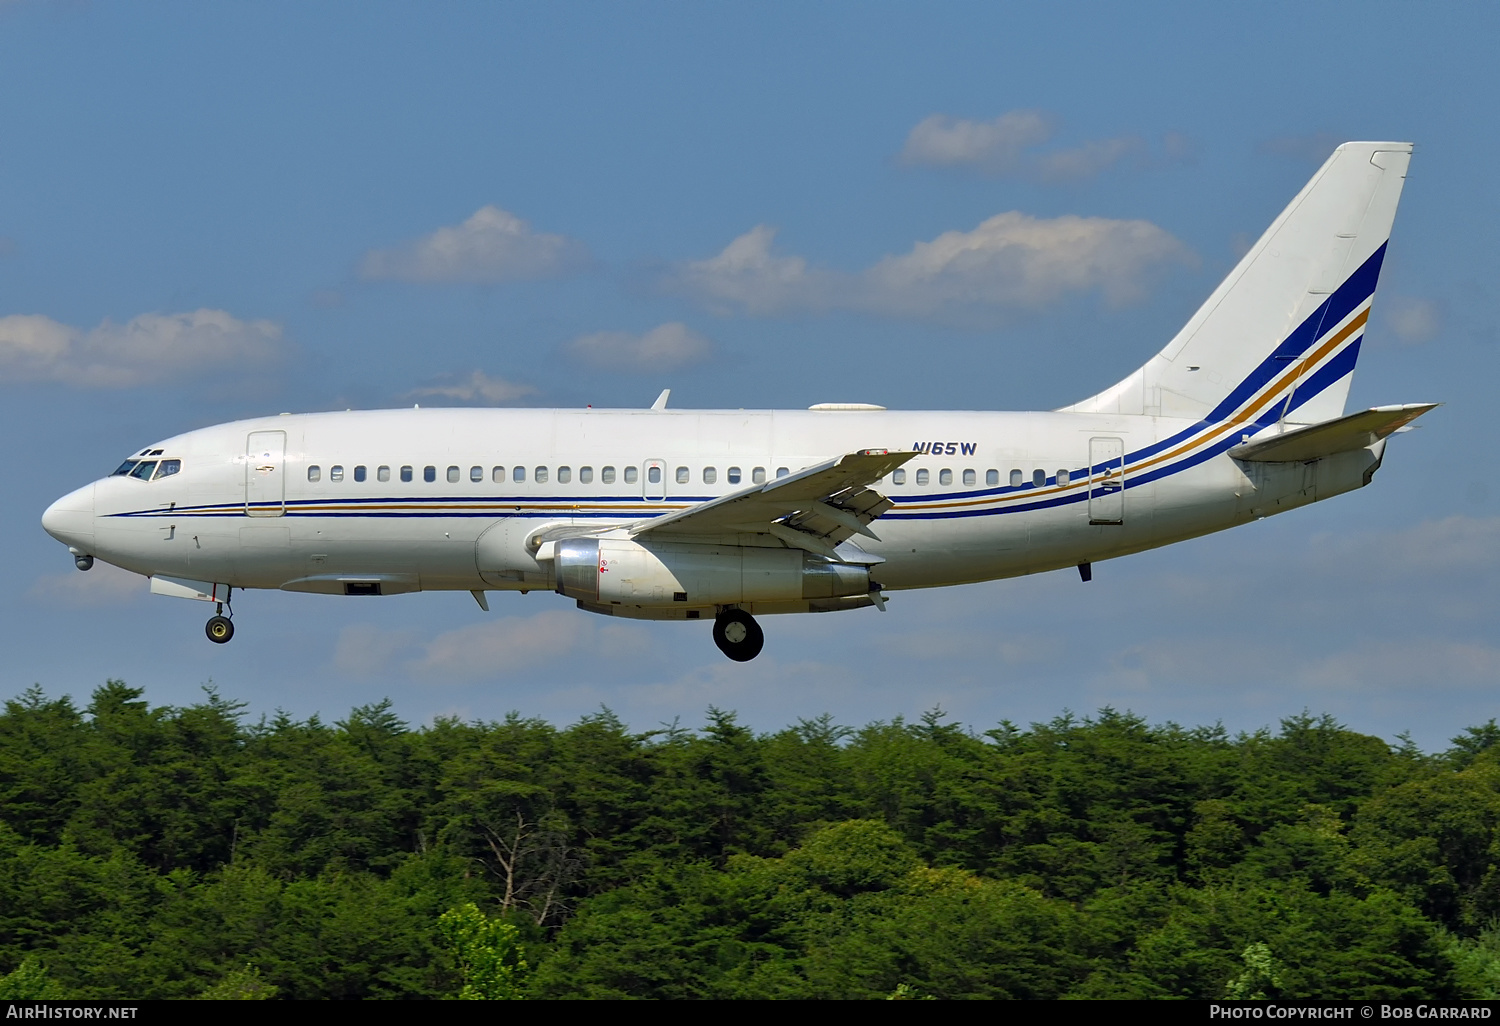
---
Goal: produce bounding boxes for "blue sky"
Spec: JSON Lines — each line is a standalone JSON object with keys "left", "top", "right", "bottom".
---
{"left": 2, "top": 1, "right": 1496, "bottom": 748}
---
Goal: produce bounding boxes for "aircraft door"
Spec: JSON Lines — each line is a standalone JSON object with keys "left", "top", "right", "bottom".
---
{"left": 1088, "top": 436, "right": 1124, "bottom": 525}
{"left": 643, "top": 459, "right": 666, "bottom": 501}
{"left": 245, "top": 430, "right": 286, "bottom": 517}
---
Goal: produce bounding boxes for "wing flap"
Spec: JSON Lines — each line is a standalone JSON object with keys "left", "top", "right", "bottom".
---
{"left": 1229, "top": 403, "right": 1438, "bottom": 462}
{"left": 631, "top": 449, "right": 914, "bottom": 545}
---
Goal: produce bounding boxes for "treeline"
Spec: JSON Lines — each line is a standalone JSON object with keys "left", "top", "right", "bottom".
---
{"left": 2, "top": 681, "right": 1500, "bottom": 999}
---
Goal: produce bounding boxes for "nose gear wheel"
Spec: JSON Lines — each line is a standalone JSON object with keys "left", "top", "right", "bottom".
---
{"left": 205, "top": 593, "right": 235, "bottom": 644}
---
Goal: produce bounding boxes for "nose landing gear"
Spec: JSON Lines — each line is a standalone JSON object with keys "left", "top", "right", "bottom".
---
{"left": 205, "top": 597, "right": 234, "bottom": 644}
{"left": 68, "top": 548, "right": 93, "bottom": 572}
{"left": 712, "top": 608, "right": 764, "bottom": 662}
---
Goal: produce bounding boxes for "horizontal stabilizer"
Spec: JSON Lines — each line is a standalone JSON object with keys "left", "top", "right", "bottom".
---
{"left": 1229, "top": 403, "right": 1437, "bottom": 462}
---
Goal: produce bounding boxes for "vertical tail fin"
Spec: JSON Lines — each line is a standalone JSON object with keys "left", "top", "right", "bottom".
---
{"left": 1063, "top": 142, "right": 1412, "bottom": 426}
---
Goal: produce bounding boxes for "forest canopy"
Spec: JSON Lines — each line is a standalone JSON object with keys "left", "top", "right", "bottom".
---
{"left": 2, "top": 681, "right": 1500, "bottom": 1000}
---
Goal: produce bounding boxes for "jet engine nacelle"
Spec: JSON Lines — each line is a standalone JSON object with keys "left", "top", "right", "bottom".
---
{"left": 554, "top": 538, "right": 869, "bottom": 608}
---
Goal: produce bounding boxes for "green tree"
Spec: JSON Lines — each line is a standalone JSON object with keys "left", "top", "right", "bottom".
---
{"left": 195, "top": 964, "right": 275, "bottom": 1000}
{"left": 1437, "top": 925, "right": 1500, "bottom": 999}
{"left": 0, "top": 957, "right": 65, "bottom": 999}
{"left": 438, "top": 903, "right": 528, "bottom": 999}
{"left": 1350, "top": 756, "right": 1500, "bottom": 927}
{"left": 533, "top": 820, "right": 1088, "bottom": 999}
{"left": 1225, "top": 942, "right": 1287, "bottom": 999}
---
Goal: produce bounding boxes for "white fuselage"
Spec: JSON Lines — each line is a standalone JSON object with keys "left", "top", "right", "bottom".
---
{"left": 36, "top": 141, "right": 1420, "bottom": 654}
{"left": 41, "top": 404, "right": 1381, "bottom": 618}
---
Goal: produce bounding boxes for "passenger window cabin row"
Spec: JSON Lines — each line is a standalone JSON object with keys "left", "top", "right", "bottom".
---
{"left": 111, "top": 457, "right": 1079, "bottom": 492}
{"left": 304, "top": 464, "right": 792, "bottom": 485}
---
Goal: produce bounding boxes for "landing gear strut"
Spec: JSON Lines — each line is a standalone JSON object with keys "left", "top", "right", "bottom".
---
{"left": 712, "top": 608, "right": 764, "bottom": 662}
{"left": 205, "top": 597, "right": 234, "bottom": 644}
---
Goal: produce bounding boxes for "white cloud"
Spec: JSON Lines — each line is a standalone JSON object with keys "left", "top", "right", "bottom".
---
{"left": 1381, "top": 296, "right": 1442, "bottom": 344}
{"left": 1028, "top": 137, "right": 1144, "bottom": 183}
{"left": 620, "top": 656, "right": 866, "bottom": 719}
{"left": 899, "top": 111, "right": 1182, "bottom": 183}
{"left": 29, "top": 561, "right": 146, "bottom": 607}
{"left": 900, "top": 110, "right": 1053, "bottom": 174}
{"left": 1068, "top": 515, "right": 1500, "bottom": 702}
{"left": 868, "top": 212, "right": 1193, "bottom": 309}
{"left": 1258, "top": 132, "right": 1344, "bottom": 164}
{"left": 875, "top": 627, "right": 1060, "bottom": 665}
{"left": 0, "top": 309, "right": 282, "bottom": 388}
{"left": 1295, "top": 639, "right": 1500, "bottom": 693}
{"left": 666, "top": 225, "right": 832, "bottom": 315}
{"left": 409, "top": 370, "right": 538, "bottom": 404}
{"left": 566, "top": 322, "right": 713, "bottom": 371}
{"left": 1093, "top": 637, "right": 1262, "bottom": 690}
{"left": 333, "top": 623, "right": 422, "bottom": 677}
{"left": 408, "top": 609, "right": 595, "bottom": 681}
{"left": 360, "top": 206, "right": 591, "bottom": 283}
{"left": 1305, "top": 516, "right": 1500, "bottom": 580}
{"left": 1079, "top": 631, "right": 1500, "bottom": 706}
{"left": 665, "top": 215, "right": 1194, "bottom": 319}
{"left": 1161, "top": 132, "right": 1197, "bottom": 164}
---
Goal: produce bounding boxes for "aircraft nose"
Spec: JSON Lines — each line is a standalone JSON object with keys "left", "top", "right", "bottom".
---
{"left": 42, "top": 483, "right": 96, "bottom": 549}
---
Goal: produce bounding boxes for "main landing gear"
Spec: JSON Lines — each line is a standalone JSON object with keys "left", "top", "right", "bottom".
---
{"left": 713, "top": 608, "right": 764, "bottom": 662}
{"left": 205, "top": 597, "right": 234, "bottom": 644}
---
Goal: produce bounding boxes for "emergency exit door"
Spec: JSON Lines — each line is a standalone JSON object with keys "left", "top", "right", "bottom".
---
{"left": 643, "top": 459, "right": 666, "bottom": 501}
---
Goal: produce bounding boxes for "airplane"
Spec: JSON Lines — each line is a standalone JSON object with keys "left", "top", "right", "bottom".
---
{"left": 41, "top": 141, "right": 1435, "bottom": 662}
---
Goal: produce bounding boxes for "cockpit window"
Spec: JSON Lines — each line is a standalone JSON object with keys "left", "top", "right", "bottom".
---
{"left": 114, "top": 455, "right": 180, "bottom": 479}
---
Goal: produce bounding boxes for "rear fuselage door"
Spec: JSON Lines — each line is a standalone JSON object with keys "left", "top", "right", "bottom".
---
{"left": 1088, "top": 436, "right": 1124, "bottom": 525}
{"left": 245, "top": 430, "right": 286, "bottom": 517}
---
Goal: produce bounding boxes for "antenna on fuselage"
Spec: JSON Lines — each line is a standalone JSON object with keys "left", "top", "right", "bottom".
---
{"left": 650, "top": 389, "right": 670, "bottom": 410}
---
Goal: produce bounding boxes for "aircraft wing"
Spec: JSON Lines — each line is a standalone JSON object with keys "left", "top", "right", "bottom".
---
{"left": 1229, "top": 403, "right": 1438, "bottom": 463}
{"left": 628, "top": 449, "right": 915, "bottom": 558}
